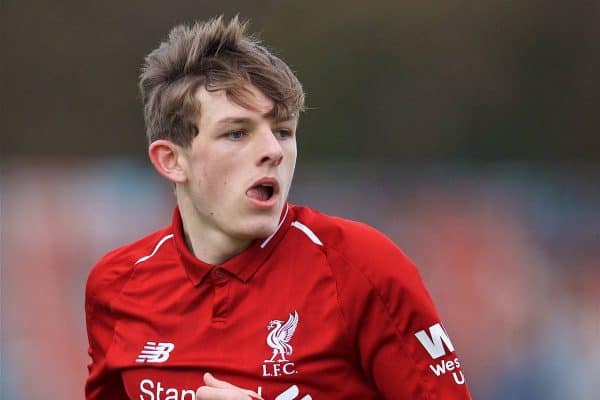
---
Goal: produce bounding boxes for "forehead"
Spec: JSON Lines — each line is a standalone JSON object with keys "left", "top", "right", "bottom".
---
{"left": 195, "top": 84, "right": 277, "bottom": 126}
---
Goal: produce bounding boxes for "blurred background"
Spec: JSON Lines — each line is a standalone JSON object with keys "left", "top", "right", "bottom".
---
{"left": 2, "top": 0, "right": 599, "bottom": 399}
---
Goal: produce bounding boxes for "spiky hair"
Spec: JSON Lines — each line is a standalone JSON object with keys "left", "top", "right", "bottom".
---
{"left": 139, "top": 16, "right": 305, "bottom": 145}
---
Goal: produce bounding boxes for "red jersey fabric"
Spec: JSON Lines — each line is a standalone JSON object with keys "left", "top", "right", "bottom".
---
{"left": 85, "top": 204, "right": 471, "bottom": 399}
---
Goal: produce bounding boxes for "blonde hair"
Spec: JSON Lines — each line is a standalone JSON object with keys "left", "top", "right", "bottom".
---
{"left": 139, "top": 16, "right": 305, "bottom": 146}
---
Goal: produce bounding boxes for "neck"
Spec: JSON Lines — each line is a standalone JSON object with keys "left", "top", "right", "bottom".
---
{"left": 176, "top": 190, "right": 252, "bottom": 265}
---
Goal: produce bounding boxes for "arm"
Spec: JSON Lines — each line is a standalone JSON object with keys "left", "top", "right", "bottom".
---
{"left": 85, "top": 260, "right": 131, "bottom": 400}
{"left": 329, "top": 226, "right": 472, "bottom": 399}
{"left": 85, "top": 300, "right": 129, "bottom": 399}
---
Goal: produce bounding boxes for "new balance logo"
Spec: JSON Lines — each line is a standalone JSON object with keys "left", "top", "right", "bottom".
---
{"left": 135, "top": 341, "right": 175, "bottom": 363}
{"left": 414, "top": 323, "right": 455, "bottom": 359}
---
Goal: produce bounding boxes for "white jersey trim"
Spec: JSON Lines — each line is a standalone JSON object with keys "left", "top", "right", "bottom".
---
{"left": 291, "top": 221, "right": 323, "bottom": 246}
{"left": 135, "top": 234, "right": 174, "bottom": 265}
{"left": 260, "top": 205, "right": 289, "bottom": 248}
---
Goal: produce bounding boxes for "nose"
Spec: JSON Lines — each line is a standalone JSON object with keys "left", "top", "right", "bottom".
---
{"left": 256, "top": 129, "right": 283, "bottom": 167}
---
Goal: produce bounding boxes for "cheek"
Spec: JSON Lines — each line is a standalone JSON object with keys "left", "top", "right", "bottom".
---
{"left": 283, "top": 146, "right": 297, "bottom": 177}
{"left": 195, "top": 156, "right": 239, "bottom": 196}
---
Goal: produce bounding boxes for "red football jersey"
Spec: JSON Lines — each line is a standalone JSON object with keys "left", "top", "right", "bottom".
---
{"left": 85, "top": 204, "right": 471, "bottom": 399}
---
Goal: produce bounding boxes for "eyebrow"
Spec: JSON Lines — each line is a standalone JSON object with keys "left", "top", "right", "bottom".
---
{"left": 215, "top": 114, "right": 297, "bottom": 125}
{"left": 216, "top": 117, "right": 254, "bottom": 125}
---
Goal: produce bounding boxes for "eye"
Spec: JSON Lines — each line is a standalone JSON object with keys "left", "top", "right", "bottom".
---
{"left": 274, "top": 128, "right": 293, "bottom": 140}
{"left": 225, "top": 130, "right": 246, "bottom": 140}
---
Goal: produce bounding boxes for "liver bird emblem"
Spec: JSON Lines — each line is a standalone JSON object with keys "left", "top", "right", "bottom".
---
{"left": 265, "top": 311, "right": 299, "bottom": 362}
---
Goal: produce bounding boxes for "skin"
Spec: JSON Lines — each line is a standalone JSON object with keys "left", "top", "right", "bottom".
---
{"left": 149, "top": 84, "right": 298, "bottom": 264}
{"left": 148, "top": 83, "right": 297, "bottom": 398}
{"left": 196, "top": 373, "right": 263, "bottom": 400}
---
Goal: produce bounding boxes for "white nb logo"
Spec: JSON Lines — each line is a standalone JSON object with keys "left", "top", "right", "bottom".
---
{"left": 135, "top": 341, "right": 175, "bottom": 363}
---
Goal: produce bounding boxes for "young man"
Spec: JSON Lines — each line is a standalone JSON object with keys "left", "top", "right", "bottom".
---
{"left": 85, "top": 16, "right": 472, "bottom": 400}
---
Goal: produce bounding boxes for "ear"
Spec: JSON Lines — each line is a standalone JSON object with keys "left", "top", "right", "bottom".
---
{"left": 148, "top": 140, "right": 188, "bottom": 184}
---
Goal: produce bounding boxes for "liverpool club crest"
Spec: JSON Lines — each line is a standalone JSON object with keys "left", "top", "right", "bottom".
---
{"left": 262, "top": 311, "right": 299, "bottom": 377}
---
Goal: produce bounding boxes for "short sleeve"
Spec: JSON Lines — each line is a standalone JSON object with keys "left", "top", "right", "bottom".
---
{"left": 84, "top": 258, "right": 131, "bottom": 400}
{"left": 328, "top": 224, "right": 472, "bottom": 399}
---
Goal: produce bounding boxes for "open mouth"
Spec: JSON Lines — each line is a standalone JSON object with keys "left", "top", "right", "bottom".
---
{"left": 246, "top": 179, "right": 279, "bottom": 204}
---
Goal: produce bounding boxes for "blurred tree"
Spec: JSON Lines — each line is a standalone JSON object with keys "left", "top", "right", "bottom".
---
{"left": 4, "top": 0, "right": 599, "bottom": 160}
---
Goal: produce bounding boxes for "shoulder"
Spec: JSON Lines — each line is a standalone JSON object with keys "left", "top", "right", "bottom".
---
{"left": 291, "top": 205, "right": 440, "bottom": 337}
{"left": 291, "top": 204, "right": 411, "bottom": 267}
{"left": 290, "top": 205, "right": 425, "bottom": 297}
{"left": 85, "top": 226, "right": 174, "bottom": 309}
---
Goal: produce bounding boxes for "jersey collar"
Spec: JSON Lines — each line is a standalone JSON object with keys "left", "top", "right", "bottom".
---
{"left": 171, "top": 204, "right": 293, "bottom": 285}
